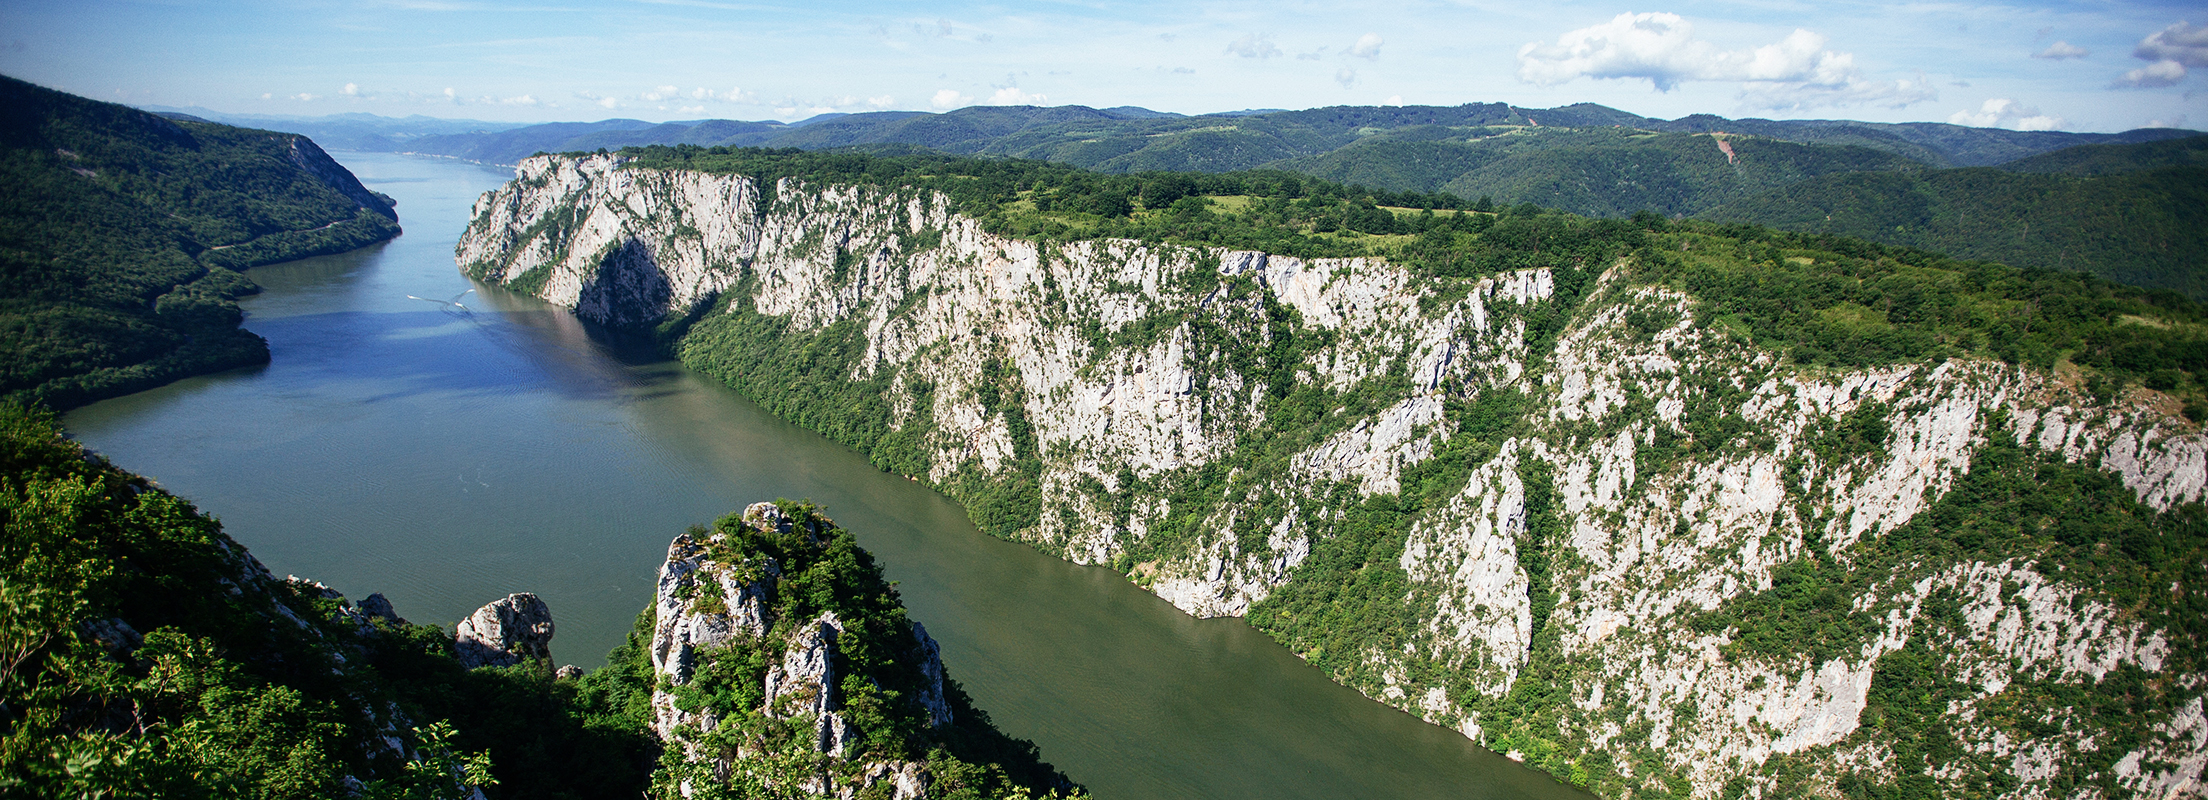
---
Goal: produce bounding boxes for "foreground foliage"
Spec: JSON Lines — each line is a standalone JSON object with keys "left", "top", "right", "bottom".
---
{"left": 0, "top": 403, "right": 656, "bottom": 798}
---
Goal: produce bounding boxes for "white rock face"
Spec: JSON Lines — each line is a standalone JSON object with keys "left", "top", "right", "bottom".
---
{"left": 466, "top": 156, "right": 2208, "bottom": 799}
{"left": 454, "top": 593, "right": 554, "bottom": 669}
{"left": 643, "top": 502, "right": 949, "bottom": 799}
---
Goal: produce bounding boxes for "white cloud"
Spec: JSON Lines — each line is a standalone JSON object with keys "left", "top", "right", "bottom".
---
{"left": 678, "top": 105, "right": 705, "bottom": 114}
{"left": 500, "top": 94, "right": 540, "bottom": 106}
{"left": 1384, "top": 95, "right": 1404, "bottom": 106}
{"left": 1518, "top": 12, "right": 1933, "bottom": 111}
{"left": 574, "top": 90, "right": 622, "bottom": 109}
{"left": 931, "top": 88, "right": 972, "bottom": 109}
{"left": 341, "top": 82, "right": 360, "bottom": 95}
{"left": 291, "top": 92, "right": 319, "bottom": 101}
{"left": 988, "top": 87, "right": 1047, "bottom": 105}
{"left": 1225, "top": 33, "right": 1282, "bottom": 59}
{"left": 639, "top": 84, "right": 680, "bottom": 101}
{"left": 260, "top": 92, "right": 273, "bottom": 100}
{"left": 2115, "top": 21, "right": 2206, "bottom": 87}
{"left": 2146, "top": 114, "right": 2187, "bottom": 128}
{"left": 2135, "top": 21, "right": 2208, "bottom": 67}
{"left": 1350, "top": 33, "right": 1383, "bottom": 60}
{"left": 442, "top": 87, "right": 456, "bottom": 100}
{"left": 2116, "top": 59, "right": 2187, "bottom": 87}
{"left": 2032, "top": 41, "right": 2089, "bottom": 60}
{"left": 1739, "top": 73, "right": 1935, "bottom": 111}
{"left": 1335, "top": 67, "right": 1356, "bottom": 88}
{"left": 867, "top": 95, "right": 895, "bottom": 109}
{"left": 1948, "top": 98, "right": 2065, "bottom": 131}
{"left": 1520, "top": 13, "right": 1846, "bottom": 89}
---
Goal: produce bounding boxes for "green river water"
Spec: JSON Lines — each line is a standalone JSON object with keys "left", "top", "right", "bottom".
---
{"left": 63, "top": 151, "right": 1586, "bottom": 800}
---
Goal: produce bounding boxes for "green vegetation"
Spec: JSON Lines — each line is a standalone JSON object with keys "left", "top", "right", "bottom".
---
{"left": 1704, "top": 422, "right": 2207, "bottom": 798}
{"left": 0, "top": 74, "right": 400, "bottom": 410}
{"left": 1276, "top": 127, "right": 1920, "bottom": 219}
{"left": 1699, "top": 161, "right": 2208, "bottom": 300}
{"left": 0, "top": 402, "right": 655, "bottom": 797}
{"left": 651, "top": 503, "right": 1082, "bottom": 799}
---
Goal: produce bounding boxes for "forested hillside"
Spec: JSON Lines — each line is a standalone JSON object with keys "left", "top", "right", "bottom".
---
{"left": 1700, "top": 141, "right": 2208, "bottom": 300}
{"left": 0, "top": 75, "right": 400, "bottom": 410}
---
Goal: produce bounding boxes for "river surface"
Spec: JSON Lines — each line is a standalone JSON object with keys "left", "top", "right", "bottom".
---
{"left": 64, "top": 151, "right": 1585, "bottom": 800}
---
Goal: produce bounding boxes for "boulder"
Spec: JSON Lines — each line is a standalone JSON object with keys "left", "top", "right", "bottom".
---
{"left": 454, "top": 593, "right": 554, "bottom": 669}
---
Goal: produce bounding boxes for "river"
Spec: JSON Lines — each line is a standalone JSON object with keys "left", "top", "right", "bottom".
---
{"left": 63, "top": 151, "right": 1585, "bottom": 800}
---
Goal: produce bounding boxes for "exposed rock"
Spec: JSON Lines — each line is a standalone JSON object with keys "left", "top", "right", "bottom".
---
{"left": 766, "top": 612, "right": 849, "bottom": 756}
{"left": 640, "top": 506, "right": 976, "bottom": 799}
{"left": 454, "top": 593, "right": 555, "bottom": 669}
{"left": 466, "top": 155, "right": 2208, "bottom": 798}
{"left": 357, "top": 592, "right": 403, "bottom": 624}
{"left": 554, "top": 665, "right": 584, "bottom": 681}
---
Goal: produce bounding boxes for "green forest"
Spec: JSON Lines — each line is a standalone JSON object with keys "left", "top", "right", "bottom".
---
{"left": 0, "top": 74, "right": 400, "bottom": 411}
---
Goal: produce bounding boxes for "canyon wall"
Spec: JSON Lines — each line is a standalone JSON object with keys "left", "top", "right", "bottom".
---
{"left": 459, "top": 153, "right": 2208, "bottom": 798}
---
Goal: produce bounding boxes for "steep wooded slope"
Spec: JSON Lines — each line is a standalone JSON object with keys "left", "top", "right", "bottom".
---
{"left": 0, "top": 75, "right": 401, "bottom": 410}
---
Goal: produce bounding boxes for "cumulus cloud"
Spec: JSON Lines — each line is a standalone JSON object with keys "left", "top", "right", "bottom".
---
{"left": 639, "top": 84, "right": 680, "bottom": 101}
{"left": 443, "top": 87, "right": 456, "bottom": 101}
{"left": 868, "top": 95, "right": 895, "bottom": 109}
{"left": 1225, "top": 33, "right": 1282, "bottom": 59}
{"left": 291, "top": 92, "right": 319, "bottom": 101}
{"left": 931, "top": 89, "right": 972, "bottom": 109}
{"left": 1350, "top": 33, "right": 1383, "bottom": 60}
{"left": 2116, "top": 21, "right": 2206, "bottom": 87}
{"left": 342, "top": 82, "right": 360, "bottom": 96}
{"left": 2146, "top": 114, "right": 2188, "bottom": 128}
{"left": 689, "top": 86, "right": 758, "bottom": 104}
{"left": 2033, "top": 41, "right": 2089, "bottom": 59}
{"left": 988, "top": 87, "right": 1047, "bottom": 105}
{"left": 678, "top": 105, "right": 705, "bottom": 114}
{"left": 1335, "top": 67, "right": 1356, "bottom": 88}
{"left": 261, "top": 92, "right": 273, "bottom": 100}
{"left": 1948, "top": 98, "right": 2064, "bottom": 130}
{"left": 1518, "top": 12, "right": 1932, "bottom": 110}
{"left": 2116, "top": 59, "right": 2188, "bottom": 87}
{"left": 500, "top": 94, "right": 539, "bottom": 106}
{"left": 1384, "top": 95, "right": 1404, "bottom": 106}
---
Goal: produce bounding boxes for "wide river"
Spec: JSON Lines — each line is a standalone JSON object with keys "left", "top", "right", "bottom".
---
{"left": 66, "top": 151, "right": 1584, "bottom": 800}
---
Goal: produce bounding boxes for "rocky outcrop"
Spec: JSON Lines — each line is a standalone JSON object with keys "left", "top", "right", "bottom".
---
{"left": 465, "top": 154, "right": 2208, "bottom": 798}
{"left": 645, "top": 502, "right": 963, "bottom": 800}
{"left": 454, "top": 592, "right": 555, "bottom": 669}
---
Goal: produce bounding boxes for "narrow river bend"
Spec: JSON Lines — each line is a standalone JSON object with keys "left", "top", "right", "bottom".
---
{"left": 64, "top": 152, "right": 1585, "bottom": 800}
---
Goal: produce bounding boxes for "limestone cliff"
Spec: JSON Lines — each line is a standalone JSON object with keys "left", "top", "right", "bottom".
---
{"left": 641, "top": 501, "right": 1071, "bottom": 800}
{"left": 460, "top": 153, "right": 2208, "bottom": 798}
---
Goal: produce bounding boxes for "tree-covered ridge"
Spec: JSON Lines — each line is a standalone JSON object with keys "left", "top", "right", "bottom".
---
{"left": 1697, "top": 158, "right": 2208, "bottom": 301}
{"left": 625, "top": 144, "right": 2207, "bottom": 415}
{"left": 0, "top": 74, "right": 401, "bottom": 410}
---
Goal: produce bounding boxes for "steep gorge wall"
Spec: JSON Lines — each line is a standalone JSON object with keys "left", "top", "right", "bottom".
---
{"left": 459, "top": 153, "right": 2208, "bottom": 799}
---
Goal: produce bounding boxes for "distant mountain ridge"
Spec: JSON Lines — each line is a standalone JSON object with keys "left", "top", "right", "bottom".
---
{"left": 181, "top": 101, "right": 2195, "bottom": 171}
{"left": 175, "top": 101, "right": 2202, "bottom": 296}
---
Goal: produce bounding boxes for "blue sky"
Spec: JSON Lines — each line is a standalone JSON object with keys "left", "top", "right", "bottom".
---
{"left": 2, "top": 0, "right": 2200, "bottom": 131}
